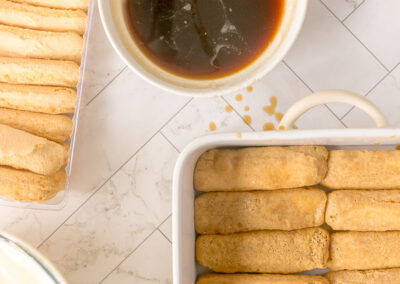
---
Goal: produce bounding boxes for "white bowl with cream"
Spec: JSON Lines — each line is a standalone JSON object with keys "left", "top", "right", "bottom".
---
{"left": 98, "top": 0, "right": 308, "bottom": 96}
{"left": 0, "top": 232, "right": 67, "bottom": 284}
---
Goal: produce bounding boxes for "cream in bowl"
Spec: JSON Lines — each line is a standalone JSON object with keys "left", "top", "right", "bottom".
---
{"left": 0, "top": 232, "right": 66, "bottom": 284}
{"left": 99, "top": 0, "right": 308, "bottom": 96}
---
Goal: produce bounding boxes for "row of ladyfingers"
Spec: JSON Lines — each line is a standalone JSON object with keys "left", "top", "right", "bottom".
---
{"left": 195, "top": 188, "right": 400, "bottom": 233}
{"left": 194, "top": 146, "right": 400, "bottom": 191}
{"left": 197, "top": 269, "right": 400, "bottom": 284}
{"left": 196, "top": 229, "right": 400, "bottom": 273}
{"left": 0, "top": 0, "right": 89, "bottom": 202}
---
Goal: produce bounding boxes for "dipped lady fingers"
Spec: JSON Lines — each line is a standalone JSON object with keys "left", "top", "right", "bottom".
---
{"left": 0, "top": 166, "right": 65, "bottom": 201}
{"left": 0, "top": 124, "right": 68, "bottom": 175}
{"left": 0, "top": 0, "right": 87, "bottom": 34}
{"left": 197, "top": 274, "right": 329, "bottom": 284}
{"left": 0, "top": 83, "right": 76, "bottom": 114}
{"left": 326, "top": 268, "right": 400, "bottom": 284}
{"left": 322, "top": 150, "right": 400, "bottom": 189}
{"left": 0, "top": 107, "right": 72, "bottom": 142}
{"left": 194, "top": 146, "right": 328, "bottom": 191}
{"left": 0, "top": 24, "right": 83, "bottom": 62}
{"left": 196, "top": 227, "right": 330, "bottom": 274}
{"left": 11, "top": 0, "right": 90, "bottom": 10}
{"left": 326, "top": 190, "right": 400, "bottom": 231}
{"left": 0, "top": 57, "right": 79, "bottom": 87}
{"left": 329, "top": 231, "right": 400, "bottom": 271}
{"left": 195, "top": 188, "right": 327, "bottom": 234}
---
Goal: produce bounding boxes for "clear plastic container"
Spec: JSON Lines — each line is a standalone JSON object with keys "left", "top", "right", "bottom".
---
{"left": 0, "top": 0, "right": 96, "bottom": 210}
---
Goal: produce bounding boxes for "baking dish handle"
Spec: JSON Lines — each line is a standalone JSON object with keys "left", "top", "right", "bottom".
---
{"left": 279, "top": 89, "right": 389, "bottom": 129}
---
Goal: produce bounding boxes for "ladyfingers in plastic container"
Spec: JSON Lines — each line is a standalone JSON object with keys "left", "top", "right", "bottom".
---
{"left": 0, "top": 0, "right": 94, "bottom": 208}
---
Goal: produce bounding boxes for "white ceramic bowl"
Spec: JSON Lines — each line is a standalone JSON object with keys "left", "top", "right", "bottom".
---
{"left": 98, "top": 0, "right": 308, "bottom": 96}
{"left": 0, "top": 232, "right": 67, "bottom": 284}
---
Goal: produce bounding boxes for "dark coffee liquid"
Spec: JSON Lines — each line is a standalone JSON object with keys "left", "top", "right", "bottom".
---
{"left": 127, "top": 0, "right": 284, "bottom": 79}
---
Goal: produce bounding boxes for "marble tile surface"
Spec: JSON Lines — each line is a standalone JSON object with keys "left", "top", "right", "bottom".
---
{"left": 1, "top": 1, "right": 400, "bottom": 283}
{"left": 284, "top": 0, "right": 387, "bottom": 118}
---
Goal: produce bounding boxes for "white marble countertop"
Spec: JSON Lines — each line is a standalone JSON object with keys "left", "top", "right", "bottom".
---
{"left": 2, "top": 0, "right": 400, "bottom": 283}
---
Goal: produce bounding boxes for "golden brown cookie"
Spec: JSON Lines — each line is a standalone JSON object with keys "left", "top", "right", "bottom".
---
{"left": 322, "top": 150, "right": 400, "bottom": 189}
{"left": 194, "top": 146, "right": 328, "bottom": 191}
{"left": 0, "top": 0, "right": 86, "bottom": 34}
{"left": 0, "top": 166, "right": 65, "bottom": 201}
{"left": 195, "top": 188, "right": 327, "bottom": 234}
{"left": 196, "top": 227, "right": 330, "bottom": 274}
{"left": 197, "top": 273, "right": 329, "bottom": 284}
{"left": 329, "top": 231, "right": 400, "bottom": 271}
{"left": 0, "top": 124, "right": 68, "bottom": 175}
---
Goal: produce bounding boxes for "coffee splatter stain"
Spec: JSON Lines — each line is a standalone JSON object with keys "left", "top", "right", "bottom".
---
{"left": 243, "top": 115, "right": 251, "bottom": 125}
{"left": 374, "top": 142, "right": 381, "bottom": 145}
{"left": 263, "top": 96, "right": 277, "bottom": 115}
{"left": 278, "top": 125, "right": 285, "bottom": 130}
{"left": 274, "top": 112, "right": 283, "bottom": 122}
{"left": 244, "top": 105, "right": 250, "bottom": 111}
{"left": 246, "top": 86, "right": 253, "bottom": 92}
{"left": 263, "top": 123, "right": 275, "bottom": 131}
{"left": 235, "top": 94, "right": 242, "bottom": 101}
{"left": 225, "top": 105, "right": 233, "bottom": 112}
{"left": 293, "top": 125, "right": 298, "bottom": 129}
{"left": 209, "top": 122, "right": 216, "bottom": 131}
{"left": 236, "top": 132, "right": 242, "bottom": 138}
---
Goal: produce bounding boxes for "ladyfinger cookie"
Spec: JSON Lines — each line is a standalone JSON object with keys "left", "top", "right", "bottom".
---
{"left": 0, "top": 57, "right": 79, "bottom": 87}
{"left": 11, "top": 0, "right": 90, "bottom": 10}
{"left": 197, "top": 274, "right": 329, "bottom": 284}
{"left": 322, "top": 150, "right": 400, "bottom": 189}
{"left": 326, "top": 190, "right": 400, "bottom": 231}
{"left": 0, "top": 166, "right": 65, "bottom": 201}
{"left": 196, "top": 227, "right": 329, "bottom": 274}
{"left": 0, "top": 124, "right": 68, "bottom": 175}
{"left": 194, "top": 146, "right": 328, "bottom": 191}
{"left": 0, "top": 83, "right": 76, "bottom": 114}
{"left": 0, "top": 24, "right": 83, "bottom": 62}
{"left": 195, "top": 188, "right": 327, "bottom": 234}
{"left": 0, "top": 107, "right": 72, "bottom": 142}
{"left": 326, "top": 268, "right": 400, "bottom": 284}
{"left": 329, "top": 231, "right": 400, "bottom": 271}
{"left": 0, "top": 0, "right": 86, "bottom": 34}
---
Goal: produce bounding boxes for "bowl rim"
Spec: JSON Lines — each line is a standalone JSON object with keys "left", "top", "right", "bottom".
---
{"left": 98, "top": 0, "right": 308, "bottom": 97}
{"left": 0, "top": 231, "right": 67, "bottom": 284}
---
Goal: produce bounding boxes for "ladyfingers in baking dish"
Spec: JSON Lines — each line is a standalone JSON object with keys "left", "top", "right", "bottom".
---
{"left": 195, "top": 188, "right": 327, "bottom": 234}
{"left": 196, "top": 274, "right": 329, "bottom": 284}
{"left": 196, "top": 227, "right": 329, "bottom": 274}
{"left": 326, "top": 190, "right": 400, "bottom": 231}
{"left": 326, "top": 268, "right": 400, "bottom": 284}
{"left": 329, "top": 231, "right": 400, "bottom": 271}
{"left": 322, "top": 150, "right": 400, "bottom": 189}
{"left": 194, "top": 146, "right": 328, "bottom": 191}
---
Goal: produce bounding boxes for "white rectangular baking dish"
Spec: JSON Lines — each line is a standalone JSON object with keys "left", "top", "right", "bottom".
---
{"left": 0, "top": 1, "right": 96, "bottom": 210}
{"left": 172, "top": 90, "right": 400, "bottom": 284}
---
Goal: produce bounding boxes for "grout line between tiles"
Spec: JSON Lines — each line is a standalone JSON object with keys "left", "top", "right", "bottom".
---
{"left": 341, "top": 0, "right": 367, "bottom": 22}
{"left": 340, "top": 62, "right": 400, "bottom": 120}
{"left": 37, "top": 98, "right": 193, "bottom": 249}
{"left": 86, "top": 66, "right": 128, "bottom": 106}
{"left": 98, "top": 214, "right": 172, "bottom": 284}
{"left": 324, "top": 104, "right": 348, "bottom": 128}
{"left": 220, "top": 96, "right": 256, "bottom": 132}
{"left": 160, "top": 131, "right": 181, "bottom": 153}
{"left": 158, "top": 228, "right": 171, "bottom": 244}
{"left": 320, "top": 0, "right": 389, "bottom": 72}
